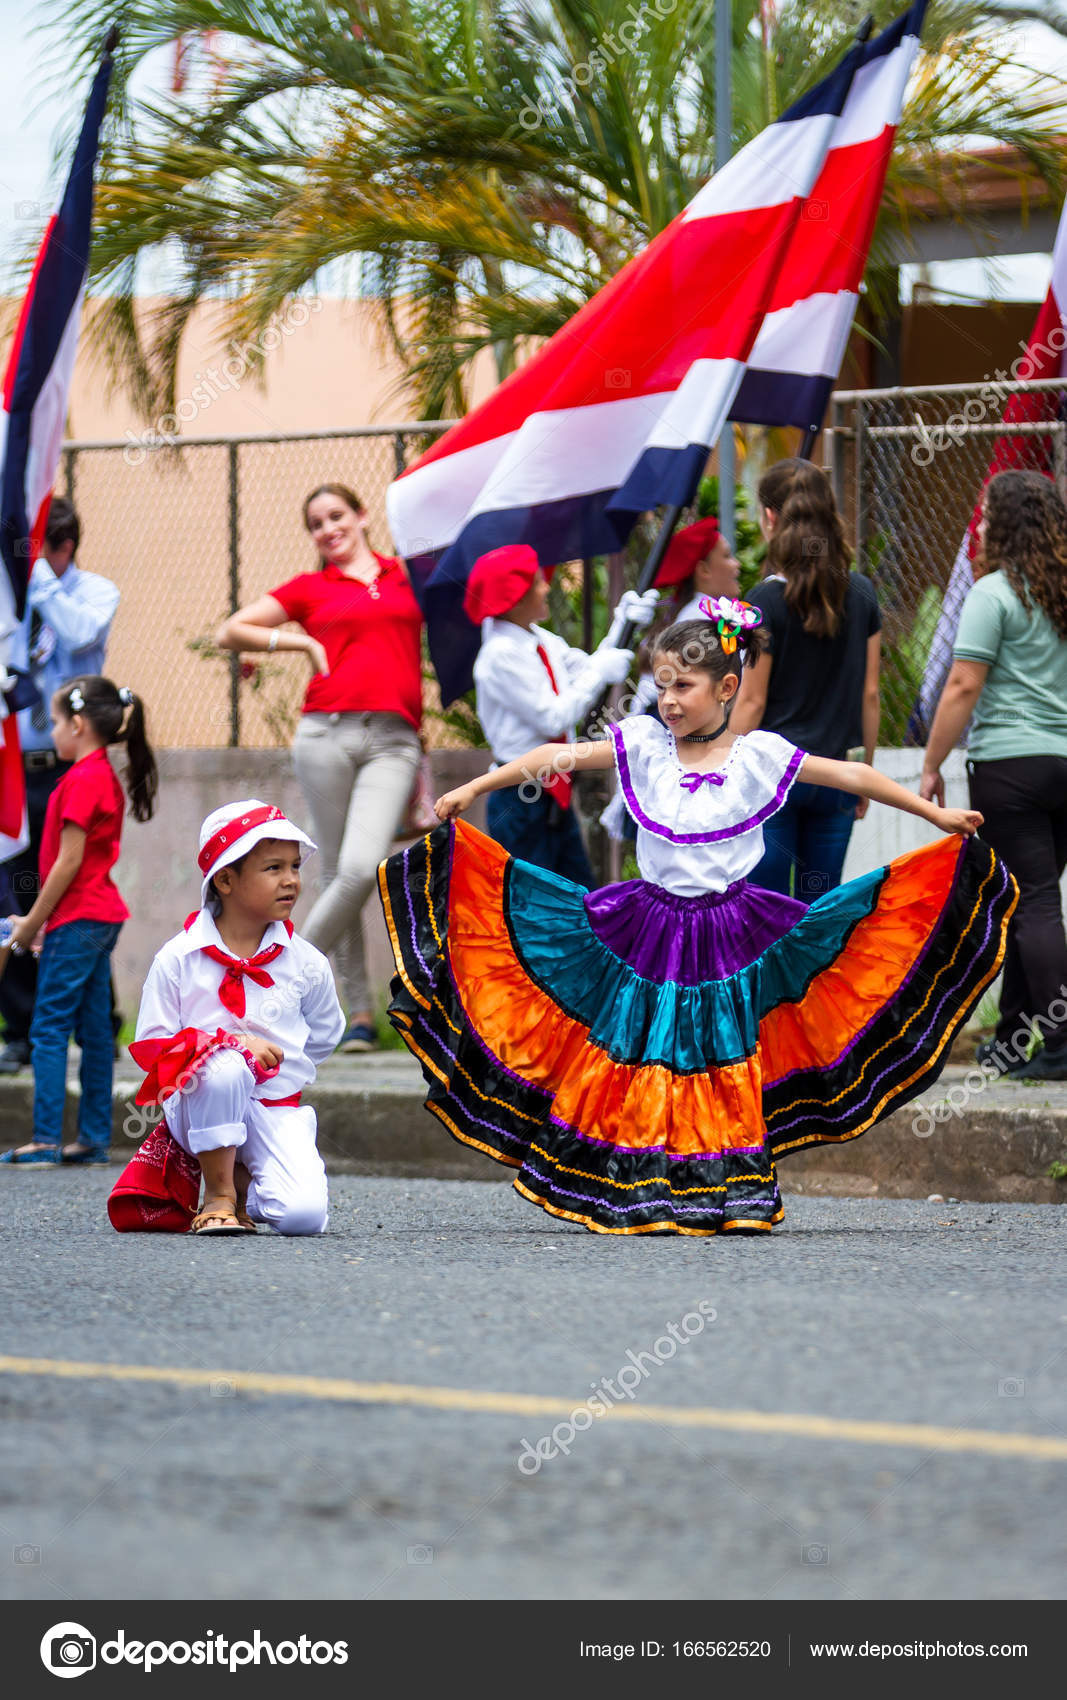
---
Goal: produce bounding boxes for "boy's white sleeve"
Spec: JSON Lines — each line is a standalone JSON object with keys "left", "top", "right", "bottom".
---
{"left": 302, "top": 953, "right": 346, "bottom": 1063}
{"left": 477, "top": 641, "right": 589, "bottom": 743}
{"left": 135, "top": 950, "right": 184, "bottom": 1041}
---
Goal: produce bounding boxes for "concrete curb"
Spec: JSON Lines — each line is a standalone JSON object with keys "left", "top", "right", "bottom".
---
{"left": 2, "top": 1060, "right": 1066, "bottom": 1204}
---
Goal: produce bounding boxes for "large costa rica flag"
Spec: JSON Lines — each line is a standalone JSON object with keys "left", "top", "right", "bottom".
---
{"left": 388, "top": 4, "right": 927, "bottom": 703}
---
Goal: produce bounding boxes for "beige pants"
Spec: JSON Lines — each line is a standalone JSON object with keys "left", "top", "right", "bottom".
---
{"left": 292, "top": 711, "right": 421, "bottom": 1016}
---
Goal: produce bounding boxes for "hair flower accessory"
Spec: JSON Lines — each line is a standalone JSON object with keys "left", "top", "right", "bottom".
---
{"left": 697, "top": 596, "right": 762, "bottom": 654}
{"left": 68, "top": 685, "right": 86, "bottom": 713}
{"left": 118, "top": 686, "right": 134, "bottom": 706}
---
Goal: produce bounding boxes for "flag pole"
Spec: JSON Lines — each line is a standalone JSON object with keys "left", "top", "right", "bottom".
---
{"left": 586, "top": 0, "right": 735, "bottom": 702}
{"left": 799, "top": 13, "right": 874, "bottom": 464}
{"left": 716, "top": 0, "right": 736, "bottom": 546}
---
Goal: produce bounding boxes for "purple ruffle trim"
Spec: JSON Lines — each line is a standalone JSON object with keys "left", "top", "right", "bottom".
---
{"left": 582, "top": 878, "right": 809, "bottom": 984}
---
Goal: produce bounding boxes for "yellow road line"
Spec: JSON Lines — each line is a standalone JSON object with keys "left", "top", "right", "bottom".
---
{"left": 0, "top": 1354, "right": 1064, "bottom": 1464}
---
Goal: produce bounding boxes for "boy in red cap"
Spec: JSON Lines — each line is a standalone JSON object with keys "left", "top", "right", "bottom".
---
{"left": 465, "top": 544, "right": 657, "bottom": 883}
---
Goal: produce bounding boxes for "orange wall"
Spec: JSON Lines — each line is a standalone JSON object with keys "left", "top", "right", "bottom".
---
{"left": 3, "top": 295, "right": 497, "bottom": 443}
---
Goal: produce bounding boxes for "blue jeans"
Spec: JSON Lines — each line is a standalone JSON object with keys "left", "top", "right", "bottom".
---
{"left": 486, "top": 786, "right": 595, "bottom": 888}
{"left": 31, "top": 919, "right": 122, "bottom": 1152}
{"left": 753, "top": 781, "right": 857, "bottom": 901}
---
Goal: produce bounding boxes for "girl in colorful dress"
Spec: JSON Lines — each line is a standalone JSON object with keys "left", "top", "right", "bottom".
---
{"left": 2, "top": 676, "right": 157, "bottom": 1166}
{"left": 378, "top": 600, "right": 1016, "bottom": 1236}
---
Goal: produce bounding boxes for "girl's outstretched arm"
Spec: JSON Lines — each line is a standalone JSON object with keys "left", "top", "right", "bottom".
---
{"left": 799, "top": 755, "right": 983, "bottom": 838}
{"left": 435, "top": 739, "right": 614, "bottom": 822}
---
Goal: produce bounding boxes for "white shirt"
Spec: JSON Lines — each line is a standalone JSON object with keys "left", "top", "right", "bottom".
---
{"left": 611, "top": 718, "right": 804, "bottom": 895}
{"left": 135, "top": 910, "right": 345, "bottom": 1101}
{"left": 16, "top": 560, "right": 120, "bottom": 750}
{"left": 473, "top": 619, "right": 605, "bottom": 762}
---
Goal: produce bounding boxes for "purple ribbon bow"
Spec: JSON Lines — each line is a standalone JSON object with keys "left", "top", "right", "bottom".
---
{"left": 679, "top": 770, "right": 727, "bottom": 792}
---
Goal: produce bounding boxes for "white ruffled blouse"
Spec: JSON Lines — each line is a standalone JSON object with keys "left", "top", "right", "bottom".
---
{"left": 609, "top": 718, "right": 805, "bottom": 896}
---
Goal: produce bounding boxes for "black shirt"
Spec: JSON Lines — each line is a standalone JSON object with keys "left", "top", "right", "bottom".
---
{"left": 746, "top": 572, "right": 881, "bottom": 759}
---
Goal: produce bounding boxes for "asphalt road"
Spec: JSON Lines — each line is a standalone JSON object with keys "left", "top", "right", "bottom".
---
{"left": 1, "top": 1171, "right": 1065, "bottom": 1602}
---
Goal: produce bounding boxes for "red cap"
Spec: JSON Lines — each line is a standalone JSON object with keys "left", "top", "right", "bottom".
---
{"left": 654, "top": 517, "right": 721, "bottom": 588}
{"left": 463, "top": 544, "right": 540, "bottom": 622}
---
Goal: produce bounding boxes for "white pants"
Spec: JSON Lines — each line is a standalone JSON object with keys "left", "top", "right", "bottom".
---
{"left": 162, "top": 1049, "right": 328, "bottom": 1235}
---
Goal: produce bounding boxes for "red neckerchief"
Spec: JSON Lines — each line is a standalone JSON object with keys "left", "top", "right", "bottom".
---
{"left": 199, "top": 942, "right": 284, "bottom": 1019}
{"left": 534, "top": 642, "right": 573, "bottom": 810}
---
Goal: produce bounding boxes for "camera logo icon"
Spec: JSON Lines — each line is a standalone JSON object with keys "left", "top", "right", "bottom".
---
{"left": 406, "top": 1544, "right": 434, "bottom": 1564}
{"left": 40, "top": 1623, "right": 97, "bottom": 1678}
{"left": 802, "top": 1543, "right": 830, "bottom": 1565}
{"left": 604, "top": 368, "right": 631, "bottom": 390}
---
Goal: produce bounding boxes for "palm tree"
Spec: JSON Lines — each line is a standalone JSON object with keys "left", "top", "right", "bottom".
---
{"left": 42, "top": 0, "right": 1067, "bottom": 421}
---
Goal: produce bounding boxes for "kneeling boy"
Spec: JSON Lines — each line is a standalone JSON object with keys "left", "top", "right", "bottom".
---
{"left": 124, "top": 800, "right": 344, "bottom": 1235}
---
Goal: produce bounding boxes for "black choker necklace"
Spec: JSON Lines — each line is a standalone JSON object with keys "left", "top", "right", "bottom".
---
{"left": 677, "top": 716, "right": 729, "bottom": 743}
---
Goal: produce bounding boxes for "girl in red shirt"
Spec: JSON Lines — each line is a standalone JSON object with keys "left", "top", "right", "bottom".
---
{"left": 217, "top": 483, "right": 423, "bottom": 1053}
{"left": 2, "top": 676, "right": 157, "bottom": 1166}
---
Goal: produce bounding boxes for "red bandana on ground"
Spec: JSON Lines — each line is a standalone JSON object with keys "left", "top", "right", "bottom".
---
{"left": 107, "top": 1124, "right": 201, "bottom": 1234}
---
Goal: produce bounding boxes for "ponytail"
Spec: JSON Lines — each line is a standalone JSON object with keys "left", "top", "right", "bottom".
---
{"left": 118, "top": 693, "right": 158, "bottom": 822}
{"left": 758, "top": 458, "right": 851, "bottom": 639}
{"left": 57, "top": 676, "right": 158, "bottom": 822}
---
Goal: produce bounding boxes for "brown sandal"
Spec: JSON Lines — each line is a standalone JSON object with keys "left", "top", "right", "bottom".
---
{"left": 234, "top": 1210, "right": 258, "bottom": 1234}
{"left": 191, "top": 1202, "right": 247, "bottom": 1236}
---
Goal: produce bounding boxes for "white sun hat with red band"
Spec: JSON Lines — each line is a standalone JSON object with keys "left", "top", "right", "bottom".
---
{"left": 197, "top": 798, "right": 316, "bottom": 907}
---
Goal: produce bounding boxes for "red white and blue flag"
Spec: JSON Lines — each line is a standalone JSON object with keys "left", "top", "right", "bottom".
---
{"left": 910, "top": 197, "right": 1067, "bottom": 742}
{"left": 732, "top": 0, "right": 926, "bottom": 432}
{"left": 0, "top": 40, "right": 114, "bottom": 852}
{"left": 388, "top": 4, "right": 927, "bottom": 702}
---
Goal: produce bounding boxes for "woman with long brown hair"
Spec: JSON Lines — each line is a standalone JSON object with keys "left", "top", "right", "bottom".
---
{"left": 217, "top": 483, "right": 423, "bottom": 1052}
{"left": 730, "top": 458, "right": 882, "bottom": 898}
{"left": 922, "top": 469, "right": 1067, "bottom": 1079}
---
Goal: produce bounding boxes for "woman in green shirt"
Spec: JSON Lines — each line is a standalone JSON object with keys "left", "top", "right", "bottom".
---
{"left": 921, "top": 470, "right": 1067, "bottom": 1079}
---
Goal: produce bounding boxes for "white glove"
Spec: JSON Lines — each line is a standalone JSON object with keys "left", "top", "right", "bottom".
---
{"left": 592, "top": 646, "right": 633, "bottom": 686}
{"left": 604, "top": 588, "right": 660, "bottom": 649}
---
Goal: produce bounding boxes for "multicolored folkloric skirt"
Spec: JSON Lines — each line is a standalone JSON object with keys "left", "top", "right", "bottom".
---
{"left": 378, "top": 823, "right": 1015, "bottom": 1236}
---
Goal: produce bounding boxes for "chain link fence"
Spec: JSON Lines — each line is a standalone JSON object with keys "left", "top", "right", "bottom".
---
{"left": 824, "top": 379, "right": 1067, "bottom": 745}
{"left": 59, "top": 424, "right": 447, "bottom": 748}
{"left": 59, "top": 377, "right": 1067, "bottom": 751}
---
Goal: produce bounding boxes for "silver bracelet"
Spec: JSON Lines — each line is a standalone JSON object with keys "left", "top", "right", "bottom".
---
{"left": 267, "top": 631, "right": 279, "bottom": 653}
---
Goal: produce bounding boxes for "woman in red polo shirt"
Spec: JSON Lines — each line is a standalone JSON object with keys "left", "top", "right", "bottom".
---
{"left": 217, "top": 484, "right": 422, "bottom": 1051}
